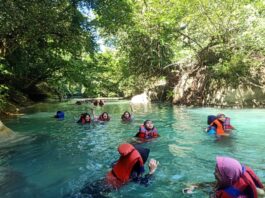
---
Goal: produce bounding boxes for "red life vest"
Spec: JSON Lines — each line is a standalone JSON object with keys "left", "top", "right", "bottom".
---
{"left": 121, "top": 115, "right": 132, "bottom": 122}
{"left": 137, "top": 125, "right": 159, "bottom": 139}
{"left": 210, "top": 119, "right": 225, "bottom": 135}
{"left": 106, "top": 144, "right": 144, "bottom": 189}
{"left": 98, "top": 114, "right": 110, "bottom": 121}
{"left": 80, "top": 117, "right": 91, "bottom": 124}
{"left": 216, "top": 166, "right": 264, "bottom": 198}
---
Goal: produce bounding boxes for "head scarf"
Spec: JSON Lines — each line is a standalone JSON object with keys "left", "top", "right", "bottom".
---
{"left": 216, "top": 156, "right": 243, "bottom": 187}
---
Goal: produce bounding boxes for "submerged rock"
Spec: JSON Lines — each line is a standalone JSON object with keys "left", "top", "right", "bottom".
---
{"left": 0, "top": 121, "right": 36, "bottom": 149}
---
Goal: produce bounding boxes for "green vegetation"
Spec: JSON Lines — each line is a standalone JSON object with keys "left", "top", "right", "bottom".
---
{"left": 1, "top": 0, "right": 265, "bottom": 110}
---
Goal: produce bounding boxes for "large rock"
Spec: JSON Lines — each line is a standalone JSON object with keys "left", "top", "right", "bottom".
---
{"left": 131, "top": 92, "right": 150, "bottom": 104}
{"left": 0, "top": 121, "right": 14, "bottom": 138}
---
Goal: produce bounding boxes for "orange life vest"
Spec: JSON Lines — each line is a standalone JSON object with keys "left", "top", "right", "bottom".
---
{"left": 211, "top": 119, "right": 225, "bottom": 135}
{"left": 106, "top": 144, "right": 144, "bottom": 189}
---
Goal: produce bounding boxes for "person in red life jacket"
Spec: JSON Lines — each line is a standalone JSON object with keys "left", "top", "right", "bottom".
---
{"left": 74, "top": 144, "right": 159, "bottom": 198}
{"left": 91, "top": 108, "right": 110, "bottom": 122}
{"left": 135, "top": 120, "right": 159, "bottom": 139}
{"left": 77, "top": 113, "right": 92, "bottom": 124}
{"left": 210, "top": 114, "right": 229, "bottom": 136}
{"left": 223, "top": 117, "right": 235, "bottom": 132}
{"left": 97, "top": 112, "right": 110, "bottom": 122}
{"left": 213, "top": 156, "right": 264, "bottom": 198}
{"left": 106, "top": 143, "right": 159, "bottom": 189}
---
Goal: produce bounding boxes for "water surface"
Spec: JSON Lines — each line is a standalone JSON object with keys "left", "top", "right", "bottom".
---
{"left": 1, "top": 101, "right": 265, "bottom": 197}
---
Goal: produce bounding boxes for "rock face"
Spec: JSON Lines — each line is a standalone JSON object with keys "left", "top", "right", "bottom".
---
{"left": 0, "top": 121, "right": 14, "bottom": 138}
{"left": 148, "top": 59, "right": 265, "bottom": 107}
{"left": 170, "top": 66, "right": 265, "bottom": 107}
{"left": 131, "top": 92, "right": 150, "bottom": 104}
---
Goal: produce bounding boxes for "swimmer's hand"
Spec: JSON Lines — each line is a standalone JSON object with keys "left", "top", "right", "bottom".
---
{"left": 182, "top": 185, "right": 198, "bottom": 194}
{"left": 148, "top": 159, "right": 159, "bottom": 175}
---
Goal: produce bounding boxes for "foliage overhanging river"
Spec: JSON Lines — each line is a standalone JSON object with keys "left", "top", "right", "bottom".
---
{"left": 1, "top": 101, "right": 265, "bottom": 198}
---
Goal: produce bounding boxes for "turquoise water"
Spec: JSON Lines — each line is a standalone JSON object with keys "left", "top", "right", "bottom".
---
{"left": 1, "top": 101, "right": 265, "bottom": 198}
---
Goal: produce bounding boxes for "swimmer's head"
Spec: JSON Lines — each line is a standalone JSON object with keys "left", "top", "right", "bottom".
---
{"left": 102, "top": 112, "right": 108, "bottom": 119}
{"left": 217, "top": 114, "right": 226, "bottom": 122}
{"left": 85, "top": 114, "right": 91, "bottom": 122}
{"left": 144, "top": 120, "right": 154, "bottom": 130}
{"left": 122, "top": 111, "right": 131, "bottom": 119}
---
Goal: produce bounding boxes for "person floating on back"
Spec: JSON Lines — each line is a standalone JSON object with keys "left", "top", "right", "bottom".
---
{"left": 135, "top": 120, "right": 159, "bottom": 139}
{"left": 77, "top": 113, "right": 92, "bottom": 124}
{"left": 213, "top": 156, "right": 264, "bottom": 198}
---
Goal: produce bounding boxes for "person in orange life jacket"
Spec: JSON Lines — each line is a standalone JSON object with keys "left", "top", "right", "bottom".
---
{"left": 210, "top": 114, "right": 229, "bottom": 136}
{"left": 76, "top": 144, "right": 159, "bottom": 198}
{"left": 213, "top": 156, "right": 264, "bottom": 198}
{"left": 77, "top": 113, "right": 91, "bottom": 124}
{"left": 106, "top": 143, "right": 159, "bottom": 189}
{"left": 136, "top": 120, "right": 159, "bottom": 139}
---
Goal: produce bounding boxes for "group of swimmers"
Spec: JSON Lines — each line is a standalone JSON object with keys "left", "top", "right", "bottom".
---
{"left": 56, "top": 104, "right": 264, "bottom": 198}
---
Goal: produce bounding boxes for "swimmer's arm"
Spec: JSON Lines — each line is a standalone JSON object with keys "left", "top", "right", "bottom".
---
{"left": 131, "top": 172, "right": 154, "bottom": 186}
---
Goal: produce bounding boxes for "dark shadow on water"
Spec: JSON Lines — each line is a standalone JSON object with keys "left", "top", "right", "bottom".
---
{"left": 64, "top": 179, "right": 112, "bottom": 198}
{"left": 0, "top": 167, "right": 40, "bottom": 198}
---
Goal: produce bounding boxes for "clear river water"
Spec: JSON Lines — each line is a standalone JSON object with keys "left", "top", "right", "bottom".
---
{"left": 1, "top": 101, "right": 265, "bottom": 198}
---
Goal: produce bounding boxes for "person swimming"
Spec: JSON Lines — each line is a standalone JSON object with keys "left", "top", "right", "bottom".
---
{"left": 97, "top": 112, "right": 110, "bottom": 122}
{"left": 67, "top": 144, "right": 159, "bottom": 197}
{"left": 77, "top": 113, "right": 92, "bottom": 124}
{"left": 208, "top": 114, "right": 229, "bottom": 136}
{"left": 135, "top": 120, "right": 159, "bottom": 139}
{"left": 121, "top": 111, "right": 133, "bottom": 122}
{"left": 54, "top": 111, "right": 64, "bottom": 121}
{"left": 213, "top": 156, "right": 264, "bottom": 198}
{"left": 121, "top": 105, "right": 134, "bottom": 122}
